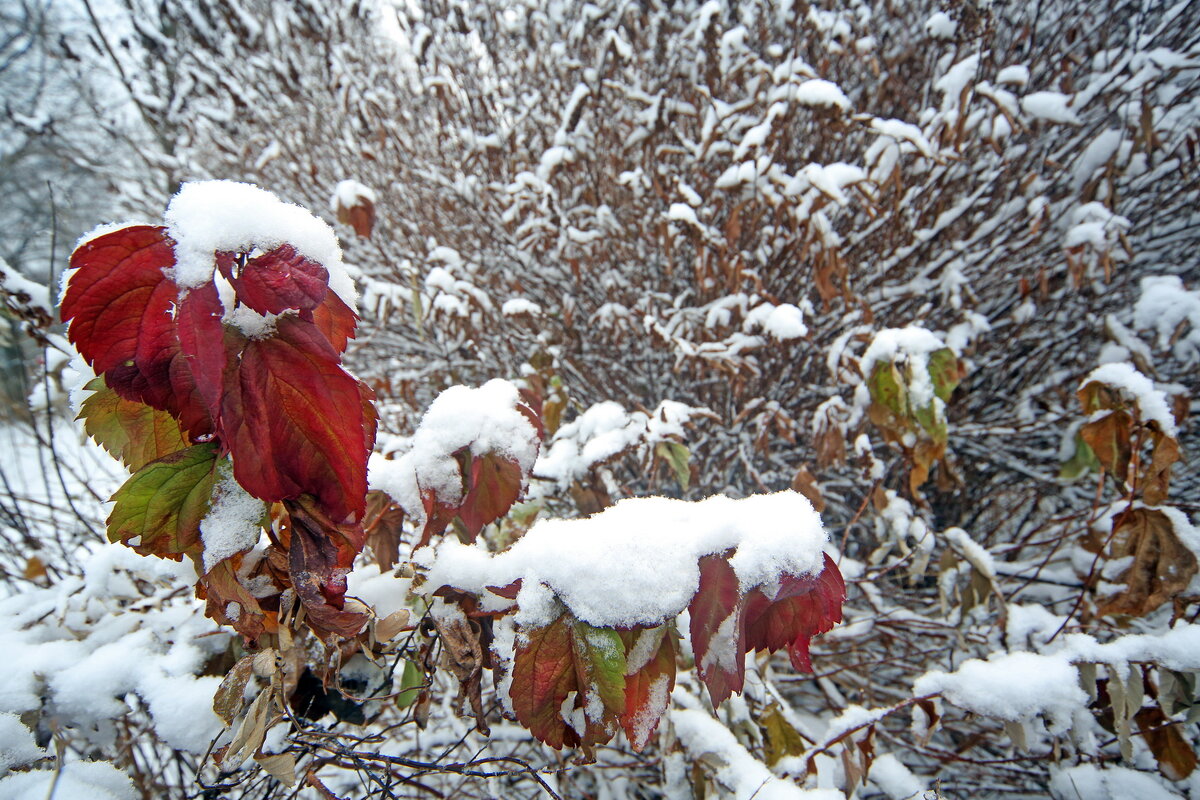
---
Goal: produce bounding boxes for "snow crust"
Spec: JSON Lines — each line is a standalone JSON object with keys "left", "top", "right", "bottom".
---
{"left": 1081, "top": 362, "right": 1178, "bottom": 437}
{"left": 368, "top": 380, "right": 541, "bottom": 522}
{"left": 417, "top": 490, "right": 828, "bottom": 628}
{"left": 164, "top": 180, "right": 357, "bottom": 308}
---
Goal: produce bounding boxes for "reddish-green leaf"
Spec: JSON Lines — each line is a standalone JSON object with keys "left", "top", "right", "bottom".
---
{"left": 688, "top": 552, "right": 745, "bottom": 707}
{"left": 458, "top": 450, "right": 525, "bottom": 538}
{"left": 232, "top": 244, "right": 329, "bottom": 316}
{"left": 106, "top": 443, "right": 220, "bottom": 559}
{"left": 79, "top": 378, "right": 189, "bottom": 471}
{"left": 510, "top": 609, "right": 627, "bottom": 749}
{"left": 619, "top": 626, "right": 677, "bottom": 751}
{"left": 221, "top": 315, "right": 376, "bottom": 522}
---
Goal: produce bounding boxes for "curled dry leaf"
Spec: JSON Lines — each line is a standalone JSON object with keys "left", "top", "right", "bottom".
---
{"left": 1090, "top": 507, "right": 1198, "bottom": 617}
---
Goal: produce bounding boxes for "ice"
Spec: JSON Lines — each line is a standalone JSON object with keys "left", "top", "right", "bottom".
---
{"left": 418, "top": 490, "right": 828, "bottom": 628}
{"left": 164, "top": 181, "right": 357, "bottom": 309}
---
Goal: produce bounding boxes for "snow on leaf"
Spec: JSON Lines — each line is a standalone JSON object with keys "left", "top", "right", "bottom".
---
{"left": 618, "top": 626, "right": 676, "bottom": 751}
{"left": 106, "top": 443, "right": 220, "bottom": 559}
{"left": 688, "top": 552, "right": 745, "bottom": 707}
{"left": 221, "top": 315, "right": 376, "bottom": 523}
{"left": 79, "top": 378, "right": 189, "bottom": 471}
{"left": 231, "top": 244, "right": 330, "bottom": 316}
{"left": 510, "top": 609, "right": 627, "bottom": 749}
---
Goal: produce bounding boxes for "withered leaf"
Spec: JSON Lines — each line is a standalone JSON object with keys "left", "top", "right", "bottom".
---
{"left": 1095, "top": 507, "right": 1198, "bottom": 617}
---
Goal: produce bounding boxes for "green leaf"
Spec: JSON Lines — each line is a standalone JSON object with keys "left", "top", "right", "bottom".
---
{"left": 926, "top": 348, "right": 963, "bottom": 402}
{"left": 867, "top": 361, "right": 908, "bottom": 418}
{"left": 760, "top": 704, "right": 807, "bottom": 766}
{"left": 106, "top": 443, "right": 220, "bottom": 558}
{"left": 79, "top": 377, "right": 189, "bottom": 471}
{"left": 655, "top": 441, "right": 691, "bottom": 491}
{"left": 394, "top": 659, "right": 425, "bottom": 709}
{"left": 1059, "top": 432, "right": 1100, "bottom": 481}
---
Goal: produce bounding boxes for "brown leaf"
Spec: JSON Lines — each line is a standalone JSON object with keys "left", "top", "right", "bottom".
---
{"left": 214, "top": 654, "right": 256, "bottom": 725}
{"left": 1095, "top": 508, "right": 1199, "bottom": 617}
{"left": 363, "top": 490, "right": 404, "bottom": 571}
{"left": 1136, "top": 705, "right": 1197, "bottom": 780}
{"left": 790, "top": 465, "right": 825, "bottom": 512}
{"left": 431, "top": 610, "right": 488, "bottom": 734}
{"left": 1142, "top": 432, "right": 1181, "bottom": 506}
{"left": 1079, "top": 410, "right": 1133, "bottom": 484}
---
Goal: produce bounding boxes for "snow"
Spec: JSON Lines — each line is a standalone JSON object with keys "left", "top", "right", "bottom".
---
{"left": 1081, "top": 362, "right": 1178, "bottom": 437}
{"left": 1134, "top": 275, "right": 1200, "bottom": 363}
{"left": 744, "top": 302, "right": 807, "bottom": 340}
{"left": 501, "top": 297, "right": 541, "bottom": 316}
{"left": 671, "top": 709, "right": 840, "bottom": 800}
{"left": 1049, "top": 764, "right": 1182, "bottom": 800}
{"left": 0, "top": 259, "right": 51, "bottom": 312}
{"left": 200, "top": 464, "right": 265, "bottom": 572}
{"left": 996, "top": 65, "right": 1030, "bottom": 87}
{"left": 1022, "top": 92, "right": 1082, "bottom": 125}
{"left": 0, "top": 713, "right": 44, "bottom": 775}
{"left": 346, "top": 564, "right": 412, "bottom": 618}
{"left": 330, "top": 178, "right": 377, "bottom": 210}
{"left": 792, "top": 79, "right": 850, "bottom": 111}
{"left": 0, "top": 760, "right": 137, "bottom": 800}
{"left": 868, "top": 753, "right": 924, "bottom": 799}
{"left": 164, "top": 180, "right": 357, "bottom": 308}
{"left": 368, "top": 380, "right": 541, "bottom": 523}
{"left": 934, "top": 55, "right": 979, "bottom": 106}
{"left": 859, "top": 326, "right": 947, "bottom": 408}
{"left": 417, "top": 490, "right": 828, "bottom": 628}
{"left": 869, "top": 118, "right": 935, "bottom": 158}
{"left": 924, "top": 12, "right": 956, "bottom": 40}
{"left": 667, "top": 203, "right": 701, "bottom": 227}
{"left": 914, "top": 650, "right": 1087, "bottom": 732}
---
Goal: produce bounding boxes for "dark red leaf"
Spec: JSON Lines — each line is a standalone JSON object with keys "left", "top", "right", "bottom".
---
{"left": 221, "top": 315, "right": 376, "bottom": 522}
{"left": 688, "top": 551, "right": 746, "bottom": 707}
{"left": 743, "top": 553, "right": 845, "bottom": 672}
{"left": 233, "top": 244, "right": 329, "bottom": 316}
{"left": 175, "top": 282, "right": 226, "bottom": 419}
{"left": 458, "top": 451, "right": 524, "bottom": 538}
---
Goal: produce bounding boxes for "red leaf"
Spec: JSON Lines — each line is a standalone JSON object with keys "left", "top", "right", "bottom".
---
{"left": 233, "top": 244, "right": 329, "bottom": 316}
{"left": 510, "top": 611, "right": 626, "bottom": 749}
{"left": 688, "top": 551, "right": 746, "bottom": 707}
{"left": 458, "top": 451, "right": 524, "bottom": 538}
{"left": 62, "top": 225, "right": 175, "bottom": 376}
{"left": 510, "top": 611, "right": 579, "bottom": 749}
{"left": 619, "top": 626, "right": 677, "bottom": 751}
{"left": 63, "top": 225, "right": 214, "bottom": 439}
{"left": 175, "top": 282, "right": 226, "bottom": 419}
{"left": 312, "top": 291, "right": 358, "bottom": 354}
{"left": 743, "top": 553, "right": 845, "bottom": 672}
{"left": 221, "top": 315, "right": 376, "bottom": 522}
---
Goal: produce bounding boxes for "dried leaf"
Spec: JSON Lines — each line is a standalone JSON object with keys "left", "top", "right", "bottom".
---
{"left": 214, "top": 654, "right": 256, "bottom": 725}
{"left": 255, "top": 752, "right": 298, "bottom": 787}
{"left": 790, "top": 465, "right": 825, "bottom": 512}
{"left": 1096, "top": 508, "right": 1198, "bottom": 617}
